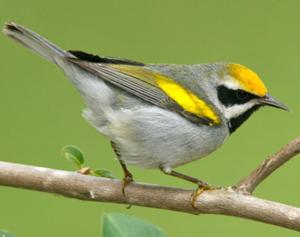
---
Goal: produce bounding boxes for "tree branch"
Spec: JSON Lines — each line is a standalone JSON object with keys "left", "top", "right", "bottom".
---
{"left": 1, "top": 137, "right": 300, "bottom": 231}
{"left": 236, "top": 136, "right": 300, "bottom": 194}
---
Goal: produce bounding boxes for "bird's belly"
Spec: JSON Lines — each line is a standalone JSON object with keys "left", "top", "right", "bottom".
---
{"left": 87, "top": 105, "right": 229, "bottom": 169}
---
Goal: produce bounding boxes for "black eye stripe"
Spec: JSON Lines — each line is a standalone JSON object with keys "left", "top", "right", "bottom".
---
{"left": 217, "top": 86, "right": 259, "bottom": 107}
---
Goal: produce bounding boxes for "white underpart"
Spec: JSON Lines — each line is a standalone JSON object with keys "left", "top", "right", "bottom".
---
{"left": 224, "top": 101, "right": 257, "bottom": 120}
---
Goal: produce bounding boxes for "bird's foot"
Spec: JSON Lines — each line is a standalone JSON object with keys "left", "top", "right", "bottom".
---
{"left": 121, "top": 172, "right": 134, "bottom": 196}
{"left": 190, "top": 183, "right": 212, "bottom": 209}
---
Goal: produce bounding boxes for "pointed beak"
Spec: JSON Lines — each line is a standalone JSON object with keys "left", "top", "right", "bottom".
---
{"left": 259, "top": 94, "right": 290, "bottom": 111}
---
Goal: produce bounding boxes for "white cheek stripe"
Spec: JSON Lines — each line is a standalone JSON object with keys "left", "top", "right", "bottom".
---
{"left": 224, "top": 101, "right": 257, "bottom": 120}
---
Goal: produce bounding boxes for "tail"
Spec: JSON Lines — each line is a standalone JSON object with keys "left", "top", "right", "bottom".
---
{"left": 3, "top": 22, "right": 74, "bottom": 63}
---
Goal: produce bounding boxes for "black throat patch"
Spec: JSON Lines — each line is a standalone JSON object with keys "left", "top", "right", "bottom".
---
{"left": 228, "top": 105, "right": 261, "bottom": 133}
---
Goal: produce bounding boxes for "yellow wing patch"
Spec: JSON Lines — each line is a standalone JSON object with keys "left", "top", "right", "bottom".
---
{"left": 228, "top": 64, "right": 267, "bottom": 97}
{"left": 111, "top": 65, "right": 220, "bottom": 125}
{"left": 155, "top": 76, "right": 220, "bottom": 124}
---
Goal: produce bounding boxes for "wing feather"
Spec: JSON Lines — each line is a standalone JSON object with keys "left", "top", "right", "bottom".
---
{"left": 67, "top": 58, "right": 220, "bottom": 126}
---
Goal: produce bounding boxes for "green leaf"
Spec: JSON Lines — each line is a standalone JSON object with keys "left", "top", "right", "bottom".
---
{"left": 0, "top": 230, "right": 16, "bottom": 237}
{"left": 91, "top": 169, "right": 115, "bottom": 178}
{"left": 102, "top": 213, "right": 166, "bottom": 237}
{"left": 62, "top": 145, "right": 84, "bottom": 168}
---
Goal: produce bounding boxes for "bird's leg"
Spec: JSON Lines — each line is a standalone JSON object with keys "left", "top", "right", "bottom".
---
{"left": 160, "top": 167, "right": 211, "bottom": 208}
{"left": 160, "top": 167, "right": 209, "bottom": 187}
{"left": 118, "top": 160, "right": 134, "bottom": 195}
{"left": 111, "top": 141, "right": 134, "bottom": 195}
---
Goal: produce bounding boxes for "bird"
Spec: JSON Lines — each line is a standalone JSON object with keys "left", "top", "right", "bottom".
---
{"left": 3, "top": 22, "right": 288, "bottom": 197}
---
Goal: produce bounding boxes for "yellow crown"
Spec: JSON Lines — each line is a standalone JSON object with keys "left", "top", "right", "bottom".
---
{"left": 228, "top": 64, "right": 267, "bottom": 97}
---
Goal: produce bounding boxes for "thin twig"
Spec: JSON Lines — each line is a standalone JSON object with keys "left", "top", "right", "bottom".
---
{"left": 236, "top": 136, "right": 300, "bottom": 194}
{"left": 0, "top": 161, "right": 300, "bottom": 231}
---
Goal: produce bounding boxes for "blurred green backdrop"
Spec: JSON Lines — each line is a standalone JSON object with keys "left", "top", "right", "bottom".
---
{"left": 1, "top": 0, "right": 299, "bottom": 236}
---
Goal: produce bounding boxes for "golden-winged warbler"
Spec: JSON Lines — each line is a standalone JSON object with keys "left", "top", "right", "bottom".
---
{"left": 3, "top": 22, "right": 288, "bottom": 193}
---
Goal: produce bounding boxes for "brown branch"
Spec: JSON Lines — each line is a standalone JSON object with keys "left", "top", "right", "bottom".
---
{"left": 236, "top": 136, "right": 300, "bottom": 194}
{"left": 1, "top": 137, "right": 300, "bottom": 231}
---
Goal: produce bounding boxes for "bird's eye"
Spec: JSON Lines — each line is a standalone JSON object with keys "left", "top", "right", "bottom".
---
{"left": 235, "top": 90, "right": 249, "bottom": 101}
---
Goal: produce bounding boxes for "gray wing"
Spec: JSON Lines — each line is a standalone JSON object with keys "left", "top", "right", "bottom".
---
{"left": 67, "top": 58, "right": 216, "bottom": 126}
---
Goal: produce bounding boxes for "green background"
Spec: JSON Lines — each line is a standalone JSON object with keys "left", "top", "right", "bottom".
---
{"left": 1, "top": 0, "right": 299, "bottom": 236}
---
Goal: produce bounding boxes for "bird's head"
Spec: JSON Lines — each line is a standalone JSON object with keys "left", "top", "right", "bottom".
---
{"left": 214, "top": 63, "right": 288, "bottom": 133}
